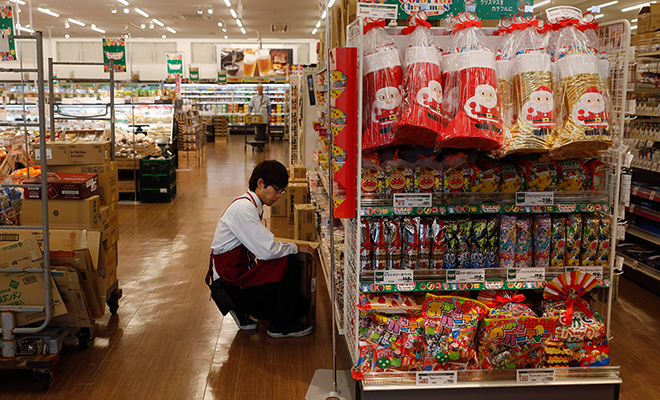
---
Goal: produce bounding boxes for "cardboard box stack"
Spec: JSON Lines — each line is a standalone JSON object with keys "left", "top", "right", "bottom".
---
{"left": 178, "top": 110, "right": 207, "bottom": 170}
{"left": 638, "top": 4, "right": 660, "bottom": 34}
{"left": 270, "top": 165, "right": 316, "bottom": 240}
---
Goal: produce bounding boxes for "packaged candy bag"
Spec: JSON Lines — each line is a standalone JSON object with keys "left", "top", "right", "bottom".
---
{"left": 358, "top": 293, "right": 421, "bottom": 314}
{"left": 442, "top": 154, "right": 475, "bottom": 192}
{"left": 470, "top": 218, "right": 488, "bottom": 268}
{"left": 418, "top": 217, "right": 432, "bottom": 269}
{"left": 581, "top": 214, "right": 599, "bottom": 265}
{"left": 543, "top": 271, "right": 606, "bottom": 342}
{"left": 551, "top": 215, "right": 567, "bottom": 266}
{"left": 382, "top": 151, "right": 414, "bottom": 193}
{"left": 556, "top": 159, "right": 589, "bottom": 191}
{"left": 566, "top": 338, "right": 610, "bottom": 367}
{"left": 401, "top": 217, "right": 420, "bottom": 270}
{"left": 457, "top": 218, "right": 473, "bottom": 268}
{"left": 385, "top": 218, "right": 402, "bottom": 270}
{"left": 393, "top": 13, "right": 444, "bottom": 147}
{"left": 366, "top": 314, "right": 425, "bottom": 372}
{"left": 472, "top": 160, "right": 501, "bottom": 193}
{"left": 414, "top": 156, "right": 443, "bottom": 193}
{"left": 587, "top": 159, "right": 607, "bottom": 190}
{"left": 499, "top": 164, "right": 526, "bottom": 192}
{"left": 505, "top": 14, "right": 555, "bottom": 155}
{"left": 443, "top": 218, "right": 459, "bottom": 269}
{"left": 354, "top": 344, "right": 376, "bottom": 377}
{"left": 437, "top": 13, "right": 503, "bottom": 152}
{"left": 361, "top": 153, "right": 385, "bottom": 194}
{"left": 533, "top": 214, "right": 552, "bottom": 268}
{"left": 515, "top": 215, "right": 533, "bottom": 268}
{"left": 521, "top": 160, "right": 557, "bottom": 191}
{"left": 566, "top": 213, "right": 583, "bottom": 266}
{"left": 422, "top": 295, "right": 490, "bottom": 370}
{"left": 485, "top": 217, "right": 499, "bottom": 268}
{"left": 361, "top": 219, "right": 372, "bottom": 272}
{"left": 499, "top": 215, "right": 517, "bottom": 269}
{"left": 362, "top": 20, "right": 405, "bottom": 151}
{"left": 478, "top": 290, "right": 536, "bottom": 318}
{"left": 580, "top": 12, "right": 612, "bottom": 114}
{"left": 596, "top": 213, "right": 611, "bottom": 266}
{"left": 430, "top": 217, "right": 446, "bottom": 270}
{"left": 495, "top": 17, "right": 518, "bottom": 135}
{"left": 370, "top": 218, "right": 388, "bottom": 270}
{"left": 552, "top": 17, "right": 612, "bottom": 157}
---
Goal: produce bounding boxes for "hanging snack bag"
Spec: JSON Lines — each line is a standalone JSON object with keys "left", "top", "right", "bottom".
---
{"left": 437, "top": 13, "right": 503, "bottom": 152}
{"left": 580, "top": 13, "right": 612, "bottom": 109}
{"left": 499, "top": 214, "right": 517, "bottom": 269}
{"left": 515, "top": 215, "right": 534, "bottom": 268}
{"left": 565, "top": 213, "right": 583, "bottom": 266}
{"left": 393, "top": 12, "right": 444, "bottom": 147}
{"left": 401, "top": 217, "right": 420, "bottom": 270}
{"left": 478, "top": 290, "right": 536, "bottom": 318}
{"left": 586, "top": 158, "right": 607, "bottom": 190}
{"left": 361, "top": 219, "right": 372, "bottom": 272}
{"left": 418, "top": 217, "right": 432, "bottom": 269}
{"left": 358, "top": 293, "right": 421, "bottom": 314}
{"left": 485, "top": 216, "right": 499, "bottom": 268}
{"left": 442, "top": 153, "right": 475, "bottom": 192}
{"left": 414, "top": 155, "right": 443, "bottom": 193}
{"left": 371, "top": 218, "right": 388, "bottom": 270}
{"left": 556, "top": 158, "right": 589, "bottom": 191}
{"left": 580, "top": 214, "right": 599, "bottom": 266}
{"left": 470, "top": 218, "right": 488, "bottom": 268}
{"left": 457, "top": 218, "right": 473, "bottom": 269}
{"left": 361, "top": 153, "right": 385, "bottom": 194}
{"left": 443, "top": 218, "right": 459, "bottom": 269}
{"left": 505, "top": 13, "right": 555, "bottom": 155}
{"left": 472, "top": 160, "right": 501, "bottom": 193}
{"left": 551, "top": 215, "right": 567, "bottom": 266}
{"left": 422, "top": 295, "right": 490, "bottom": 370}
{"left": 382, "top": 151, "right": 414, "bottom": 193}
{"left": 551, "top": 16, "right": 612, "bottom": 156}
{"left": 521, "top": 159, "right": 557, "bottom": 191}
{"left": 499, "top": 164, "right": 526, "bottom": 192}
{"left": 362, "top": 19, "right": 405, "bottom": 151}
{"left": 495, "top": 17, "right": 518, "bottom": 135}
{"left": 533, "top": 214, "right": 552, "bottom": 268}
{"left": 596, "top": 213, "right": 611, "bottom": 266}
{"left": 430, "top": 217, "right": 446, "bottom": 270}
{"left": 385, "top": 218, "right": 402, "bottom": 270}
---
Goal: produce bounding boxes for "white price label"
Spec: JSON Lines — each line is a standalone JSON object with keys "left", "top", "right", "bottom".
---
{"left": 34, "top": 148, "right": 52, "bottom": 160}
{"left": 650, "top": 191, "right": 656, "bottom": 201}
{"left": 416, "top": 371, "right": 457, "bottom": 386}
{"left": 515, "top": 192, "right": 554, "bottom": 206}
{"left": 446, "top": 269, "right": 485, "bottom": 283}
{"left": 615, "top": 256, "right": 625, "bottom": 273}
{"left": 517, "top": 369, "right": 555, "bottom": 383}
{"left": 393, "top": 193, "right": 432, "bottom": 208}
{"left": 507, "top": 268, "right": 546, "bottom": 282}
{"left": 357, "top": 3, "right": 398, "bottom": 19}
{"left": 375, "top": 270, "right": 414, "bottom": 285}
{"left": 630, "top": 205, "right": 636, "bottom": 213}
{"left": 545, "top": 6, "right": 582, "bottom": 23}
{"left": 566, "top": 266, "right": 604, "bottom": 280}
{"left": 632, "top": 187, "right": 639, "bottom": 196}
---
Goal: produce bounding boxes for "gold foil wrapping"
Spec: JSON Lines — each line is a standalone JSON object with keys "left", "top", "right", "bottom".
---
{"left": 552, "top": 72, "right": 612, "bottom": 156}
{"left": 507, "top": 70, "right": 555, "bottom": 154}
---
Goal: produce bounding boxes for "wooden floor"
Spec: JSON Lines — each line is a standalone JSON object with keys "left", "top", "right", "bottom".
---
{"left": 0, "top": 136, "right": 658, "bottom": 399}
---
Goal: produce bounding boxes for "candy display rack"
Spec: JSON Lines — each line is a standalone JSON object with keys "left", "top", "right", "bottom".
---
{"left": 333, "top": 17, "right": 631, "bottom": 399}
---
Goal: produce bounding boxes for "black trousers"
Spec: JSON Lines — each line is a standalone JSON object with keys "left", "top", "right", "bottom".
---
{"left": 225, "top": 255, "right": 309, "bottom": 325}
{"left": 255, "top": 123, "right": 268, "bottom": 142}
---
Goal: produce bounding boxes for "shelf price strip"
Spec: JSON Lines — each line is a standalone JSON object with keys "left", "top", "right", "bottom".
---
{"left": 516, "top": 369, "right": 556, "bottom": 383}
{"left": 361, "top": 203, "right": 609, "bottom": 217}
{"left": 446, "top": 269, "right": 485, "bottom": 284}
{"left": 507, "top": 268, "right": 546, "bottom": 282}
{"left": 416, "top": 371, "right": 457, "bottom": 386}
{"left": 565, "top": 266, "right": 604, "bottom": 280}
{"left": 374, "top": 270, "right": 414, "bottom": 285}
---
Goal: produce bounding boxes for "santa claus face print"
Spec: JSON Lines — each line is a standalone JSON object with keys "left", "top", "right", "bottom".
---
{"left": 464, "top": 84, "right": 500, "bottom": 123}
{"left": 371, "top": 86, "right": 402, "bottom": 125}
{"left": 476, "top": 84, "right": 497, "bottom": 108}
{"left": 531, "top": 92, "right": 553, "bottom": 112}
{"left": 429, "top": 81, "right": 442, "bottom": 103}
{"left": 416, "top": 80, "right": 443, "bottom": 113}
{"left": 572, "top": 89, "right": 608, "bottom": 128}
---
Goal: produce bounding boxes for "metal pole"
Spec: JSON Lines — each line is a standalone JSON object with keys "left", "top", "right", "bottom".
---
{"left": 48, "top": 58, "right": 55, "bottom": 143}
{"left": 110, "top": 59, "right": 116, "bottom": 161}
{"left": 325, "top": 0, "right": 339, "bottom": 396}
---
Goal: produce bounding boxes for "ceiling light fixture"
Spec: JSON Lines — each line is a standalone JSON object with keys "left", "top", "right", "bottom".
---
{"left": 632, "top": 18, "right": 639, "bottom": 22}
{"left": 198, "top": 7, "right": 203, "bottom": 14}
{"left": 10, "top": 0, "right": 26, "bottom": 5}
{"left": 166, "top": 27, "right": 176, "bottom": 34}
{"left": 622, "top": 3, "right": 649, "bottom": 12}
{"left": 315, "top": 20, "right": 321, "bottom": 28}
{"left": 218, "top": 21, "right": 223, "bottom": 27}
{"left": 162, "top": 34, "right": 167, "bottom": 38}
{"left": 632, "top": 24, "right": 638, "bottom": 29}
{"left": 149, "top": 22, "right": 154, "bottom": 29}
{"left": 321, "top": 10, "right": 327, "bottom": 19}
{"left": 140, "top": 23, "right": 146, "bottom": 29}
{"left": 64, "top": 21, "right": 70, "bottom": 28}
{"left": 17, "top": 25, "right": 34, "bottom": 33}
{"left": 37, "top": 7, "right": 60, "bottom": 17}
{"left": 208, "top": 7, "right": 214, "bottom": 14}
{"left": 91, "top": 24, "right": 106, "bottom": 34}
{"left": 65, "top": 34, "right": 70, "bottom": 38}
{"left": 230, "top": 8, "right": 237, "bottom": 18}
{"left": 224, "top": 35, "right": 228, "bottom": 39}
{"left": 153, "top": 19, "right": 164, "bottom": 26}
{"left": 68, "top": 18, "right": 86, "bottom": 27}
{"left": 240, "top": 27, "right": 246, "bottom": 34}
{"left": 236, "top": 19, "right": 243, "bottom": 27}
{"left": 124, "top": 8, "right": 129, "bottom": 13}
{"left": 111, "top": 7, "right": 117, "bottom": 14}
{"left": 532, "top": 0, "right": 551, "bottom": 9}
{"left": 312, "top": 27, "right": 318, "bottom": 34}
{"left": 134, "top": 8, "right": 149, "bottom": 18}
{"left": 598, "top": 1, "right": 619, "bottom": 7}
{"left": 329, "top": 0, "right": 336, "bottom": 7}
{"left": 222, "top": 28, "right": 226, "bottom": 32}
{"left": 117, "top": 0, "right": 129, "bottom": 5}
{"left": 224, "top": 0, "right": 231, "bottom": 6}
{"left": 595, "top": 13, "right": 605, "bottom": 19}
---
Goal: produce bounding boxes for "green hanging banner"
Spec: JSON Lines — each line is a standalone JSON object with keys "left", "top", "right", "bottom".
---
{"left": 358, "top": 0, "right": 532, "bottom": 21}
{"left": 0, "top": 6, "right": 16, "bottom": 61}
{"left": 189, "top": 66, "right": 199, "bottom": 82}
{"left": 217, "top": 71, "right": 227, "bottom": 84}
{"left": 102, "top": 37, "right": 127, "bottom": 72}
{"left": 167, "top": 53, "right": 184, "bottom": 79}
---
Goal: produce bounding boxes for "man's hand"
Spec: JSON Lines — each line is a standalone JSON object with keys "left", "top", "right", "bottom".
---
{"left": 297, "top": 243, "right": 316, "bottom": 255}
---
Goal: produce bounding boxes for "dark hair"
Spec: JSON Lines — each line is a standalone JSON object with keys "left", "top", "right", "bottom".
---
{"left": 249, "top": 160, "right": 289, "bottom": 191}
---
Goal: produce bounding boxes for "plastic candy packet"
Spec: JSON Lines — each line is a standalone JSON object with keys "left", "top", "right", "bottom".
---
{"left": 470, "top": 218, "right": 488, "bottom": 268}
{"left": 370, "top": 218, "right": 388, "bottom": 270}
{"left": 580, "top": 214, "right": 599, "bottom": 265}
{"left": 533, "top": 214, "right": 552, "bottom": 268}
{"left": 551, "top": 215, "right": 567, "bottom": 266}
{"left": 430, "top": 217, "right": 446, "bottom": 270}
{"left": 385, "top": 218, "right": 402, "bottom": 270}
{"left": 443, "top": 218, "right": 459, "bottom": 269}
{"left": 358, "top": 293, "right": 421, "bottom": 314}
{"left": 556, "top": 159, "right": 589, "bottom": 191}
{"left": 515, "top": 215, "right": 533, "bottom": 268}
{"left": 442, "top": 153, "right": 475, "bottom": 192}
{"left": 401, "top": 217, "right": 419, "bottom": 269}
{"left": 361, "top": 153, "right": 385, "bottom": 194}
{"left": 418, "top": 217, "right": 432, "bottom": 270}
{"left": 457, "top": 218, "right": 473, "bottom": 268}
{"left": 361, "top": 219, "right": 372, "bottom": 272}
{"left": 382, "top": 151, "right": 414, "bottom": 193}
{"left": 495, "top": 17, "right": 518, "bottom": 135}
{"left": 521, "top": 160, "right": 557, "bottom": 191}
{"left": 472, "top": 160, "right": 501, "bottom": 192}
{"left": 587, "top": 159, "right": 607, "bottom": 190}
{"left": 596, "top": 213, "right": 611, "bottom": 266}
{"left": 414, "top": 156, "right": 443, "bottom": 193}
{"left": 477, "top": 290, "right": 536, "bottom": 317}
{"left": 485, "top": 217, "right": 499, "bottom": 268}
{"left": 499, "top": 164, "right": 526, "bottom": 192}
{"left": 566, "top": 213, "right": 583, "bottom": 266}
{"left": 499, "top": 215, "right": 517, "bottom": 269}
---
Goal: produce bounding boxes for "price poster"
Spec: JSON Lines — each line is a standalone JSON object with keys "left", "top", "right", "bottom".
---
{"left": 102, "top": 37, "right": 127, "bottom": 72}
{"left": 189, "top": 66, "right": 200, "bottom": 82}
{"left": 357, "top": 0, "right": 532, "bottom": 21}
{"left": 0, "top": 6, "right": 17, "bottom": 61}
{"left": 167, "top": 53, "right": 184, "bottom": 79}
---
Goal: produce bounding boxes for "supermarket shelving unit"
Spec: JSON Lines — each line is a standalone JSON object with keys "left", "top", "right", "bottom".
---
{"left": 326, "top": 18, "right": 630, "bottom": 399}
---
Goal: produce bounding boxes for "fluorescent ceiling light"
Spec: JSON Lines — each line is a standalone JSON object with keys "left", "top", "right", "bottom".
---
{"left": 134, "top": 8, "right": 149, "bottom": 18}
{"left": 321, "top": 10, "right": 327, "bottom": 19}
{"left": 622, "top": 3, "right": 649, "bottom": 12}
{"left": 312, "top": 28, "right": 318, "bottom": 34}
{"left": 632, "top": 18, "right": 638, "bottom": 22}
{"left": 18, "top": 26, "right": 34, "bottom": 33}
{"left": 533, "top": 0, "right": 551, "bottom": 9}
{"left": 240, "top": 27, "right": 246, "bottom": 34}
{"left": 162, "top": 34, "right": 167, "bottom": 38}
{"left": 224, "top": 35, "right": 228, "bottom": 39}
{"left": 68, "top": 18, "right": 85, "bottom": 27}
{"left": 149, "top": 22, "right": 154, "bottom": 29}
{"left": 65, "top": 34, "right": 70, "bottom": 38}
{"left": 64, "top": 21, "right": 70, "bottom": 28}
{"left": 595, "top": 13, "right": 604, "bottom": 19}
{"left": 222, "top": 28, "right": 226, "bottom": 32}
{"left": 236, "top": 19, "right": 243, "bottom": 27}
{"left": 329, "top": 0, "right": 336, "bottom": 7}
{"left": 124, "top": 8, "right": 129, "bottom": 14}
{"left": 152, "top": 19, "right": 164, "bottom": 26}
{"left": 91, "top": 24, "right": 106, "bottom": 34}
{"left": 315, "top": 20, "right": 321, "bottom": 28}
{"left": 208, "top": 8, "right": 214, "bottom": 14}
{"left": 11, "top": 0, "right": 26, "bottom": 5}
{"left": 230, "top": 9, "right": 237, "bottom": 18}
{"left": 117, "top": 0, "right": 129, "bottom": 5}
{"left": 224, "top": 0, "right": 231, "bottom": 6}
{"left": 37, "top": 7, "right": 60, "bottom": 17}
{"left": 632, "top": 24, "right": 638, "bottom": 29}
{"left": 166, "top": 27, "right": 176, "bottom": 34}
{"left": 588, "top": 1, "right": 618, "bottom": 10}
{"left": 140, "top": 23, "right": 146, "bottom": 29}
{"left": 111, "top": 7, "right": 117, "bottom": 13}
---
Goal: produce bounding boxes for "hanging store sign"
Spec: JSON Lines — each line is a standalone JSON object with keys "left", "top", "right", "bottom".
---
{"left": 102, "top": 37, "right": 127, "bottom": 73}
{"left": 217, "top": 46, "right": 294, "bottom": 79}
{"left": 189, "top": 66, "right": 200, "bottom": 82}
{"left": 0, "top": 6, "right": 16, "bottom": 61}
{"left": 358, "top": 0, "right": 532, "bottom": 21}
{"left": 167, "top": 53, "right": 184, "bottom": 80}
{"left": 217, "top": 71, "right": 227, "bottom": 84}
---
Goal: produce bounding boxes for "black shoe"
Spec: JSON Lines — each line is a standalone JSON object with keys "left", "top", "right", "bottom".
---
{"left": 229, "top": 311, "right": 258, "bottom": 331}
{"left": 267, "top": 322, "right": 313, "bottom": 338}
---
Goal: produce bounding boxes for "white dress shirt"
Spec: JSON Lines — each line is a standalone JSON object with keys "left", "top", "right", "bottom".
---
{"left": 211, "top": 191, "right": 298, "bottom": 280}
{"left": 248, "top": 93, "right": 271, "bottom": 122}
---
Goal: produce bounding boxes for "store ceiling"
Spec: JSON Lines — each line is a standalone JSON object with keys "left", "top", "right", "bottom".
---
{"left": 10, "top": 0, "right": 642, "bottom": 41}
{"left": 12, "top": 0, "right": 322, "bottom": 40}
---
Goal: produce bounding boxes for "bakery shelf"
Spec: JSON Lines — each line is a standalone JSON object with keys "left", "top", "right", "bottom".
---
{"left": 626, "top": 226, "right": 660, "bottom": 246}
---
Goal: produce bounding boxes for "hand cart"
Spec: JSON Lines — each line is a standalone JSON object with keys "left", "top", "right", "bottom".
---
{"left": 244, "top": 114, "right": 266, "bottom": 152}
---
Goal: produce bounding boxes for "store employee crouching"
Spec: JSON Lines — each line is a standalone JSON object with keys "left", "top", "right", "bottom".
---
{"left": 206, "top": 160, "right": 315, "bottom": 338}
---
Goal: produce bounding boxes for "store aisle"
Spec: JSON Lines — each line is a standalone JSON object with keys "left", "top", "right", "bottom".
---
{"left": 0, "top": 137, "right": 350, "bottom": 400}
{"left": 0, "top": 137, "right": 658, "bottom": 399}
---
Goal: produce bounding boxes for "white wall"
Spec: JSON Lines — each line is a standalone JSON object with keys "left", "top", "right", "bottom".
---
{"left": 0, "top": 36, "right": 318, "bottom": 81}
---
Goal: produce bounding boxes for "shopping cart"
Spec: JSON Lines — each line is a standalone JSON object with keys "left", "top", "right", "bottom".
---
{"left": 244, "top": 114, "right": 266, "bottom": 152}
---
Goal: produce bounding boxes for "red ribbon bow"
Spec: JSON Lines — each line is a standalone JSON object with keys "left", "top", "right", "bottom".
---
{"left": 456, "top": 19, "right": 482, "bottom": 30}
{"left": 561, "top": 298, "right": 594, "bottom": 325}
{"left": 557, "top": 19, "right": 580, "bottom": 28}
{"left": 492, "top": 294, "right": 525, "bottom": 307}
{"left": 579, "top": 22, "right": 599, "bottom": 32}
{"left": 518, "top": 19, "right": 539, "bottom": 30}
{"left": 363, "top": 19, "right": 386, "bottom": 34}
{"left": 364, "top": 152, "right": 380, "bottom": 165}
{"left": 402, "top": 15, "right": 431, "bottom": 35}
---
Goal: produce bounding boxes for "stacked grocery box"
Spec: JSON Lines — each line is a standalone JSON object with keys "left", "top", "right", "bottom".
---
{"left": 139, "top": 155, "right": 176, "bottom": 203}
{"left": 213, "top": 115, "right": 229, "bottom": 137}
{"left": 177, "top": 110, "right": 207, "bottom": 169}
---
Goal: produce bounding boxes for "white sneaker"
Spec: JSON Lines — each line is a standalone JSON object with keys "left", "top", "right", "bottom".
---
{"left": 229, "top": 311, "right": 258, "bottom": 330}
